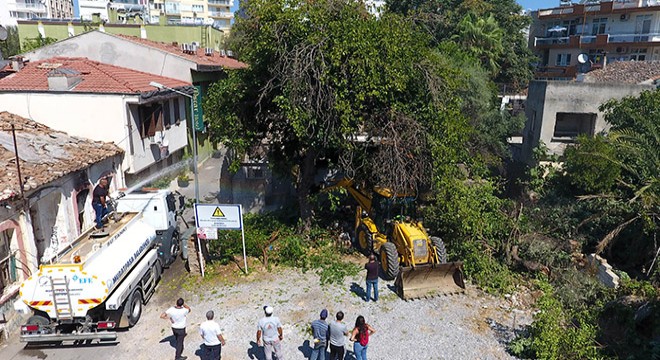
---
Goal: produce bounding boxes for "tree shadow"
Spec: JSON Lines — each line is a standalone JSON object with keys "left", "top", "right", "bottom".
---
{"left": 247, "top": 340, "right": 264, "bottom": 359}
{"left": 486, "top": 317, "right": 525, "bottom": 346}
{"left": 297, "top": 339, "right": 313, "bottom": 358}
{"left": 350, "top": 282, "right": 367, "bottom": 301}
{"left": 159, "top": 334, "right": 175, "bottom": 349}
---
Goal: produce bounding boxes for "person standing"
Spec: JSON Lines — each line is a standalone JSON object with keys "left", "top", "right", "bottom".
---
{"left": 310, "top": 309, "right": 329, "bottom": 360}
{"left": 327, "top": 311, "right": 349, "bottom": 360}
{"left": 160, "top": 297, "right": 191, "bottom": 360}
{"left": 364, "top": 254, "right": 379, "bottom": 302}
{"left": 350, "top": 315, "right": 375, "bottom": 360}
{"left": 257, "top": 305, "right": 284, "bottom": 360}
{"left": 199, "top": 310, "right": 226, "bottom": 360}
{"left": 92, "top": 177, "right": 109, "bottom": 229}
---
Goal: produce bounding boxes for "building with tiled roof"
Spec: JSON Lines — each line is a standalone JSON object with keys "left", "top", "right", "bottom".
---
{"left": 0, "top": 112, "right": 124, "bottom": 334}
{"left": 0, "top": 57, "right": 194, "bottom": 186}
{"left": 21, "top": 30, "right": 248, "bottom": 164}
{"left": 584, "top": 60, "right": 660, "bottom": 84}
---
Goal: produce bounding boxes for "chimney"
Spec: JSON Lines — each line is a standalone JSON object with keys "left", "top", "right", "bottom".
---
{"left": 47, "top": 68, "right": 82, "bottom": 91}
{"left": 10, "top": 56, "right": 25, "bottom": 71}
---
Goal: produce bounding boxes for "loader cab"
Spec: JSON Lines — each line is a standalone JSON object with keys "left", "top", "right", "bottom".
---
{"left": 371, "top": 189, "right": 418, "bottom": 232}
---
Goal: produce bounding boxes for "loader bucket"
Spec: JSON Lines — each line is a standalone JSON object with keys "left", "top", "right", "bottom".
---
{"left": 394, "top": 262, "right": 465, "bottom": 300}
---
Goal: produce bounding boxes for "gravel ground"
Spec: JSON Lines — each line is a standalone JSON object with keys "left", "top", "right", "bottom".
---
{"left": 116, "top": 259, "right": 533, "bottom": 360}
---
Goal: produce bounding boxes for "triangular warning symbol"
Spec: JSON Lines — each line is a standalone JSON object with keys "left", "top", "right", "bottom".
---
{"left": 212, "top": 207, "right": 225, "bottom": 217}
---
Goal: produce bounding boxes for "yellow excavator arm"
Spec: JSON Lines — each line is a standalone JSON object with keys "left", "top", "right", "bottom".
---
{"left": 322, "top": 178, "right": 373, "bottom": 213}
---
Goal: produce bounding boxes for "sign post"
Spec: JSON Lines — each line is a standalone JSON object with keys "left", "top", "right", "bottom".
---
{"left": 194, "top": 204, "right": 248, "bottom": 273}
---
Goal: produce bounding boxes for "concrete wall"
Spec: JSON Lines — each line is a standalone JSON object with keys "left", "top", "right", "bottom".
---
{"left": 521, "top": 80, "right": 653, "bottom": 163}
{"left": 0, "top": 92, "right": 188, "bottom": 178}
{"left": 17, "top": 23, "right": 226, "bottom": 60}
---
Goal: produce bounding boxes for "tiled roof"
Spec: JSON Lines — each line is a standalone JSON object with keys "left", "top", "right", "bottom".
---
{"left": 584, "top": 61, "right": 660, "bottom": 84}
{"left": 113, "top": 34, "right": 248, "bottom": 69}
{"left": 0, "top": 57, "right": 191, "bottom": 93}
{"left": 0, "top": 112, "right": 123, "bottom": 201}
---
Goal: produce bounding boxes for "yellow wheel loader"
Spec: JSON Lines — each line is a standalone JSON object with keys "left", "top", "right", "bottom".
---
{"left": 325, "top": 179, "right": 465, "bottom": 299}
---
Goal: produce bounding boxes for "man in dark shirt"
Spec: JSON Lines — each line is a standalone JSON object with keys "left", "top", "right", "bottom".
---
{"left": 92, "top": 177, "right": 109, "bottom": 229}
{"left": 364, "top": 254, "right": 379, "bottom": 302}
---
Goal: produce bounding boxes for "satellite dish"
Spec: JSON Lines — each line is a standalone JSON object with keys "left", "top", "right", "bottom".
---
{"left": 578, "top": 53, "right": 589, "bottom": 64}
{"left": 0, "top": 26, "right": 8, "bottom": 41}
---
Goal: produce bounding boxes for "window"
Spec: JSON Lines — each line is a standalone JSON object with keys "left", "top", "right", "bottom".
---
{"left": 591, "top": 18, "right": 608, "bottom": 35}
{"left": 192, "top": 4, "right": 204, "bottom": 12}
{"left": 173, "top": 98, "right": 181, "bottom": 123}
{"left": 553, "top": 112, "right": 596, "bottom": 139}
{"left": 138, "top": 104, "right": 164, "bottom": 138}
{"left": 163, "top": 100, "right": 172, "bottom": 127}
{"left": 556, "top": 53, "right": 572, "bottom": 66}
{"left": 0, "top": 228, "right": 16, "bottom": 294}
{"left": 630, "top": 48, "right": 647, "bottom": 61}
{"left": 246, "top": 166, "right": 265, "bottom": 179}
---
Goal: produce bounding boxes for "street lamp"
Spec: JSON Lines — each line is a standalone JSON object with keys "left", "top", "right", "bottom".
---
{"left": 149, "top": 81, "right": 200, "bottom": 204}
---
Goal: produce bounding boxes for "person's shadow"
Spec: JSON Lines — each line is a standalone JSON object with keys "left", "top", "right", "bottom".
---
{"left": 350, "top": 282, "right": 367, "bottom": 301}
{"left": 297, "top": 339, "right": 313, "bottom": 358}
{"left": 247, "top": 340, "right": 264, "bottom": 359}
{"left": 194, "top": 344, "right": 204, "bottom": 359}
{"left": 159, "top": 334, "right": 175, "bottom": 349}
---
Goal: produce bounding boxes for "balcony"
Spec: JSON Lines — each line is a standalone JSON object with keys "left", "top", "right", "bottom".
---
{"left": 538, "top": 0, "right": 660, "bottom": 19}
{"left": 534, "top": 33, "right": 660, "bottom": 48}
{"left": 209, "top": 11, "right": 234, "bottom": 19}
{"left": 208, "top": 0, "right": 231, "bottom": 5}
{"left": 8, "top": 2, "right": 47, "bottom": 14}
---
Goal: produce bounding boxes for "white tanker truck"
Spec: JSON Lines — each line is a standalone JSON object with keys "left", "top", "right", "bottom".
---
{"left": 15, "top": 189, "right": 184, "bottom": 344}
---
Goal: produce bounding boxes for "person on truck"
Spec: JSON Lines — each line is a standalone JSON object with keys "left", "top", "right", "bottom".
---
{"left": 92, "top": 177, "right": 109, "bottom": 229}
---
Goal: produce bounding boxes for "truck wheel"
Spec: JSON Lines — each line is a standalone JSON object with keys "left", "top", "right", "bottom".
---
{"left": 169, "top": 231, "right": 181, "bottom": 265}
{"left": 379, "top": 242, "right": 399, "bottom": 280}
{"left": 356, "top": 224, "right": 374, "bottom": 256}
{"left": 125, "top": 290, "right": 143, "bottom": 327}
{"left": 430, "top": 236, "right": 448, "bottom": 263}
{"left": 27, "top": 314, "right": 50, "bottom": 326}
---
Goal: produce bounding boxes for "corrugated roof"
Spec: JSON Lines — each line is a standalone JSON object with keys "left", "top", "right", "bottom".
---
{"left": 584, "top": 61, "right": 660, "bottom": 84}
{"left": 0, "top": 112, "right": 124, "bottom": 201}
{"left": 0, "top": 57, "right": 191, "bottom": 93}
{"left": 113, "top": 34, "right": 248, "bottom": 69}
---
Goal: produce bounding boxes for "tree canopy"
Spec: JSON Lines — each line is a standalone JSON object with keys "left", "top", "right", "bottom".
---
{"left": 205, "top": 0, "right": 486, "bottom": 227}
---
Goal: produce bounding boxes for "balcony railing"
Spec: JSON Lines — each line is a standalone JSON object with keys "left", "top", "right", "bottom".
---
{"left": 535, "top": 37, "right": 569, "bottom": 46}
{"left": 538, "top": 7, "right": 574, "bottom": 16}
{"left": 8, "top": 2, "right": 47, "bottom": 13}
{"left": 208, "top": 0, "right": 231, "bottom": 5}
{"left": 209, "top": 11, "right": 233, "bottom": 18}
{"left": 535, "top": 33, "right": 660, "bottom": 47}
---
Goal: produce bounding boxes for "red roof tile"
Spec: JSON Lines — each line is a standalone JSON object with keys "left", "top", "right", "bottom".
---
{"left": 114, "top": 34, "right": 248, "bottom": 69}
{"left": 585, "top": 61, "right": 660, "bottom": 84}
{"left": 0, "top": 57, "right": 191, "bottom": 93}
{"left": 0, "top": 112, "right": 123, "bottom": 201}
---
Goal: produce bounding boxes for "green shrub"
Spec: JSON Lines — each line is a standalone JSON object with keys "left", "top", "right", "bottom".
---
{"left": 512, "top": 281, "right": 602, "bottom": 360}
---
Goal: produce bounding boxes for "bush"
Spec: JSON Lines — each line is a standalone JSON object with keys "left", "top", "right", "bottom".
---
{"left": 207, "top": 213, "right": 359, "bottom": 284}
{"left": 563, "top": 135, "right": 620, "bottom": 195}
{"left": 510, "top": 281, "right": 602, "bottom": 360}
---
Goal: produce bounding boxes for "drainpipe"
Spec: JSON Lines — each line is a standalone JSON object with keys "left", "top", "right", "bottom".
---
{"left": 602, "top": 51, "right": 607, "bottom": 71}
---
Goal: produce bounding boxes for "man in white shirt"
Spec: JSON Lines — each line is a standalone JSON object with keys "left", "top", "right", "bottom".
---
{"left": 200, "top": 310, "right": 226, "bottom": 360}
{"left": 256, "top": 305, "right": 284, "bottom": 360}
{"left": 160, "top": 297, "right": 191, "bottom": 360}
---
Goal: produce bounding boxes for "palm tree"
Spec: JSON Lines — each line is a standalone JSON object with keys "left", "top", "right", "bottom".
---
{"left": 451, "top": 14, "right": 504, "bottom": 75}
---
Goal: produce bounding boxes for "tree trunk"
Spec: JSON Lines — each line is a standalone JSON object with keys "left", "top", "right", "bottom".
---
{"left": 297, "top": 148, "right": 318, "bottom": 232}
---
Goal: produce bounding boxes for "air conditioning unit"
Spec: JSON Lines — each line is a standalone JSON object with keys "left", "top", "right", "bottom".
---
{"left": 204, "top": 47, "right": 213, "bottom": 56}
{"left": 620, "top": 13, "right": 630, "bottom": 21}
{"left": 616, "top": 46, "right": 628, "bottom": 54}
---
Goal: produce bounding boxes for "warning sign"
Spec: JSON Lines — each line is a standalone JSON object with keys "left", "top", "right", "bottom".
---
{"left": 194, "top": 204, "right": 243, "bottom": 230}
{"left": 212, "top": 207, "right": 225, "bottom": 217}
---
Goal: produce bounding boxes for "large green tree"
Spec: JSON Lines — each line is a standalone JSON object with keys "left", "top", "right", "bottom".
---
{"left": 205, "top": 0, "right": 470, "bottom": 228}
{"left": 386, "top": 0, "right": 535, "bottom": 89}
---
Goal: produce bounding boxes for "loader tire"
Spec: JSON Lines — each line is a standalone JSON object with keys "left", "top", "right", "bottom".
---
{"left": 431, "top": 236, "right": 448, "bottom": 263}
{"left": 380, "top": 242, "right": 399, "bottom": 280}
{"left": 125, "top": 289, "right": 143, "bottom": 327}
{"left": 356, "top": 224, "right": 374, "bottom": 256}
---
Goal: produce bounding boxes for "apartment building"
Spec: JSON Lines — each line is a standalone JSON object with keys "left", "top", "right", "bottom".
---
{"left": 530, "top": 0, "right": 660, "bottom": 79}
{"left": 149, "top": 0, "right": 233, "bottom": 29}
{"left": 5, "top": 0, "right": 48, "bottom": 20}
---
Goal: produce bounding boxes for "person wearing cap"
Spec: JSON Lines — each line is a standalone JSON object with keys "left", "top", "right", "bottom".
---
{"left": 199, "top": 310, "right": 225, "bottom": 360}
{"left": 257, "top": 305, "right": 284, "bottom": 360}
{"left": 310, "top": 309, "right": 329, "bottom": 360}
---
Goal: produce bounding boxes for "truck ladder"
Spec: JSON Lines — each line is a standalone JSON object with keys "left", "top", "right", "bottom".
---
{"left": 49, "top": 276, "right": 74, "bottom": 320}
